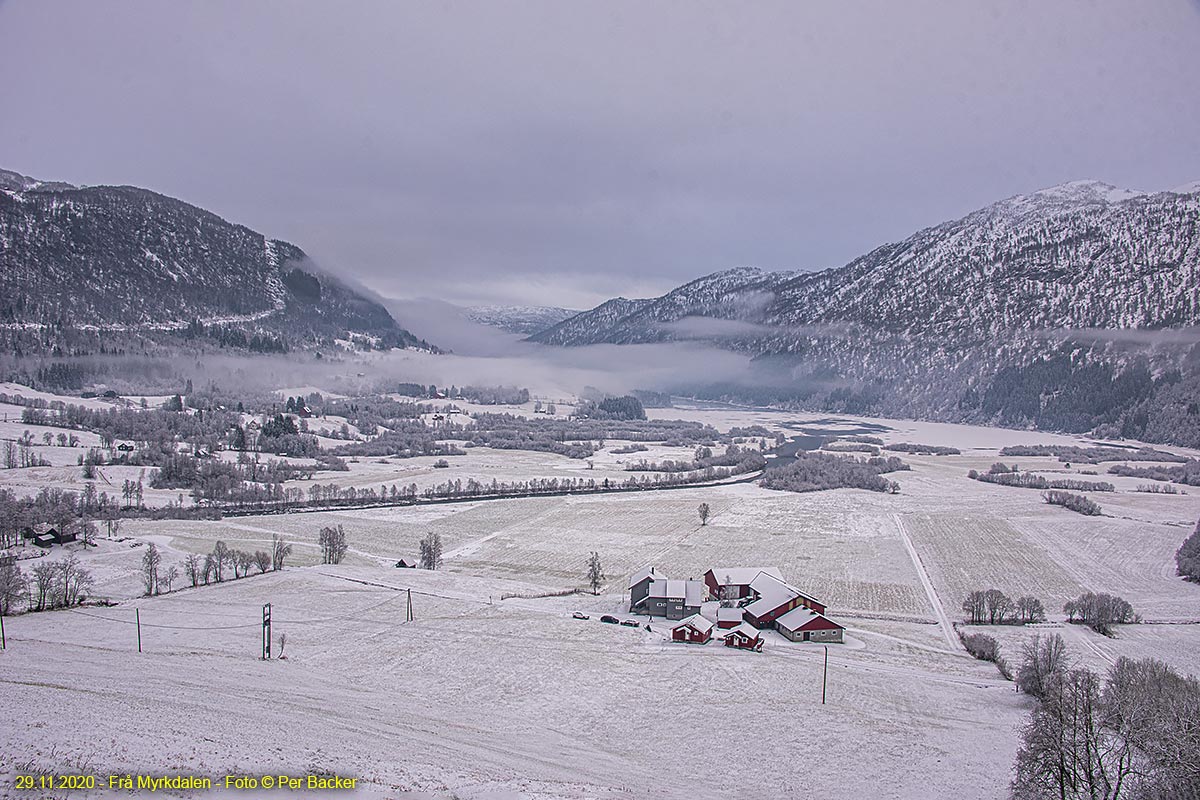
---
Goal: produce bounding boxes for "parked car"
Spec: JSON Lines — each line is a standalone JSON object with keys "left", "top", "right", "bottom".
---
{"left": 599, "top": 615, "right": 619, "bottom": 624}
{"left": 572, "top": 612, "right": 590, "bottom": 620}
{"left": 620, "top": 619, "right": 641, "bottom": 627}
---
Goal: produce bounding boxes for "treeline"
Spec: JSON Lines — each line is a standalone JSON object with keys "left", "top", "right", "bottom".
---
{"left": 968, "top": 464, "right": 1115, "bottom": 492}
{"left": 1063, "top": 592, "right": 1137, "bottom": 634}
{"left": 821, "top": 441, "right": 881, "bottom": 455}
{"left": 221, "top": 456, "right": 763, "bottom": 514}
{"left": 462, "top": 413, "right": 724, "bottom": 460}
{"left": 22, "top": 402, "right": 239, "bottom": 451}
{"left": 999, "top": 444, "right": 1186, "bottom": 465}
{"left": 759, "top": 451, "right": 908, "bottom": 494}
{"left": 961, "top": 589, "right": 1047, "bottom": 624}
{"left": 1010, "top": 635, "right": 1198, "bottom": 799}
{"left": 0, "top": 486, "right": 120, "bottom": 548}
{"left": 394, "top": 383, "right": 530, "bottom": 405}
{"left": 1178, "top": 519, "right": 1200, "bottom": 582}
{"left": 626, "top": 445, "right": 759, "bottom": 473}
{"left": 1109, "top": 459, "right": 1200, "bottom": 487}
{"left": 1044, "top": 490, "right": 1103, "bottom": 516}
{"left": 883, "top": 442, "right": 960, "bottom": 455}
{"left": 335, "top": 419, "right": 465, "bottom": 459}
{"left": 574, "top": 395, "right": 646, "bottom": 421}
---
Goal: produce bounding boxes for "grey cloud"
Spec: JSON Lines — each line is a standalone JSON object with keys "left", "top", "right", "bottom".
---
{"left": 1, "top": 1, "right": 1198, "bottom": 315}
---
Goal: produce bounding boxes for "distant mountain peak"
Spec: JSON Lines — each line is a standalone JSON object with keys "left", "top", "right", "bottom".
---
{"left": 0, "top": 167, "right": 76, "bottom": 193}
{"left": 995, "top": 179, "right": 1148, "bottom": 214}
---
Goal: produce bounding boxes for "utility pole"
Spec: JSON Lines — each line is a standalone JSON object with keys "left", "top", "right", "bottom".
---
{"left": 262, "top": 603, "right": 272, "bottom": 659}
{"left": 822, "top": 645, "right": 828, "bottom": 704}
{"left": 406, "top": 589, "right": 413, "bottom": 622}
{"left": 136, "top": 608, "right": 142, "bottom": 653}
{"left": 1, "top": 612, "right": 6, "bottom": 649}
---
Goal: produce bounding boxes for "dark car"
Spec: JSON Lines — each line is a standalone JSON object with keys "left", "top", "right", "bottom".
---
{"left": 599, "top": 615, "right": 619, "bottom": 624}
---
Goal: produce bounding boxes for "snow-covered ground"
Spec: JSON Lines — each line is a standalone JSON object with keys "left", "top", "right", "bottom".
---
{"left": 3, "top": 402, "right": 1199, "bottom": 798}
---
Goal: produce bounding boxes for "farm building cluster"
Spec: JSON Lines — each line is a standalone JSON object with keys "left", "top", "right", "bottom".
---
{"left": 629, "top": 565, "right": 845, "bottom": 649}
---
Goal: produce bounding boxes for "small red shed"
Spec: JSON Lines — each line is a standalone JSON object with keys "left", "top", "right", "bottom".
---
{"left": 671, "top": 614, "right": 714, "bottom": 644}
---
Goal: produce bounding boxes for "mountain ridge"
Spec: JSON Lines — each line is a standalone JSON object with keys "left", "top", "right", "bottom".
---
{"left": 0, "top": 168, "right": 434, "bottom": 354}
{"left": 524, "top": 180, "right": 1200, "bottom": 446}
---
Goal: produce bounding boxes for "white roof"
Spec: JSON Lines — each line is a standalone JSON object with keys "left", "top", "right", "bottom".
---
{"left": 776, "top": 606, "right": 842, "bottom": 632}
{"left": 743, "top": 572, "right": 801, "bottom": 616}
{"left": 649, "top": 578, "right": 703, "bottom": 606}
{"left": 628, "top": 565, "right": 662, "bottom": 589}
{"left": 708, "top": 567, "right": 782, "bottom": 586}
{"left": 743, "top": 572, "right": 820, "bottom": 617}
{"left": 672, "top": 613, "right": 714, "bottom": 634}
{"left": 717, "top": 607, "right": 743, "bottom": 622}
{"left": 720, "top": 622, "right": 761, "bottom": 640}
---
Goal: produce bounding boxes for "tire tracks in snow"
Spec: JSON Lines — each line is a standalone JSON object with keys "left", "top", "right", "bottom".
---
{"left": 893, "top": 513, "right": 961, "bottom": 652}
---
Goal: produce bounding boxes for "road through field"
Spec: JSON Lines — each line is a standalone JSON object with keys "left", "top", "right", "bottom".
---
{"left": 895, "top": 513, "right": 961, "bottom": 651}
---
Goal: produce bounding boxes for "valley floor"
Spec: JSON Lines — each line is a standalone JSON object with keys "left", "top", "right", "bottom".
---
{"left": 2, "top": 405, "right": 1199, "bottom": 799}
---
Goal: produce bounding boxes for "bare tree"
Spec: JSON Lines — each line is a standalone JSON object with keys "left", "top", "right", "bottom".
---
{"left": 183, "top": 553, "right": 202, "bottom": 587}
{"left": 1011, "top": 668, "right": 1137, "bottom": 800}
{"left": 318, "top": 524, "right": 349, "bottom": 565}
{"left": 142, "top": 541, "right": 162, "bottom": 595}
{"left": 56, "top": 554, "right": 93, "bottom": 606}
{"left": 419, "top": 532, "right": 443, "bottom": 570}
{"left": 162, "top": 564, "right": 179, "bottom": 593}
{"left": 271, "top": 533, "right": 292, "bottom": 571}
{"left": 961, "top": 590, "right": 988, "bottom": 624}
{"left": 211, "top": 540, "right": 230, "bottom": 582}
{"left": 698, "top": 502, "right": 711, "bottom": 526}
{"left": 1016, "top": 633, "right": 1070, "bottom": 699}
{"left": 0, "top": 562, "right": 26, "bottom": 615}
{"left": 1016, "top": 595, "right": 1047, "bottom": 624}
{"left": 586, "top": 551, "right": 604, "bottom": 595}
{"left": 253, "top": 550, "right": 272, "bottom": 574}
{"left": 31, "top": 561, "right": 55, "bottom": 610}
{"left": 719, "top": 574, "right": 739, "bottom": 608}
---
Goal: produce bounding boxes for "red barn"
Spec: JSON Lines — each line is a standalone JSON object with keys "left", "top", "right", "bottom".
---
{"left": 703, "top": 567, "right": 782, "bottom": 601}
{"left": 742, "top": 572, "right": 826, "bottom": 628}
{"left": 670, "top": 614, "right": 714, "bottom": 644}
{"left": 776, "top": 607, "right": 845, "bottom": 643}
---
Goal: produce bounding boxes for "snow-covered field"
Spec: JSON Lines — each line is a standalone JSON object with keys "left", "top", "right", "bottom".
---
{"left": 3, "top": 402, "right": 1199, "bottom": 799}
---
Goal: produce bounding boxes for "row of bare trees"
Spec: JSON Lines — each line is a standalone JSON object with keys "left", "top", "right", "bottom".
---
{"left": 961, "top": 589, "right": 1047, "bottom": 625}
{"left": 0, "top": 555, "right": 94, "bottom": 613}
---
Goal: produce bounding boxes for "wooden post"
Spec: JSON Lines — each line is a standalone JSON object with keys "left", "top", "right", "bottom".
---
{"left": 1, "top": 611, "right": 6, "bottom": 649}
{"left": 822, "top": 645, "right": 828, "bottom": 704}
{"left": 136, "top": 609, "right": 142, "bottom": 653}
{"left": 406, "top": 589, "right": 413, "bottom": 622}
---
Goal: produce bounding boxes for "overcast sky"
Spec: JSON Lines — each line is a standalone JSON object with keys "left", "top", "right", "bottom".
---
{"left": 2, "top": 1, "right": 1199, "bottom": 310}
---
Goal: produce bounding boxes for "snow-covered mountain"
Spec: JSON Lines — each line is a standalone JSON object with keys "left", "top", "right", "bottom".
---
{"left": 530, "top": 181, "right": 1200, "bottom": 348}
{"left": 527, "top": 180, "right": 1200, "bottom": 445}
{"left": 0, "top": 168, "right": 433, "bottom": 353}
{"left": 465, "top": 305, "right": 579, "bottom": 335}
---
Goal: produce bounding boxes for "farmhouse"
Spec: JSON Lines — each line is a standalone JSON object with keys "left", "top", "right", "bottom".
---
{"left": 776, "top": 607, "right": 845, "bottom": 644}
{"left": 671, "top": 614, "right": 714, "bottom": 644}
{"left": 22, "top": 524, "right": 73, "bottom": 547}
{"left": 628, "top": 566, "right": 703, "bottom": 619}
